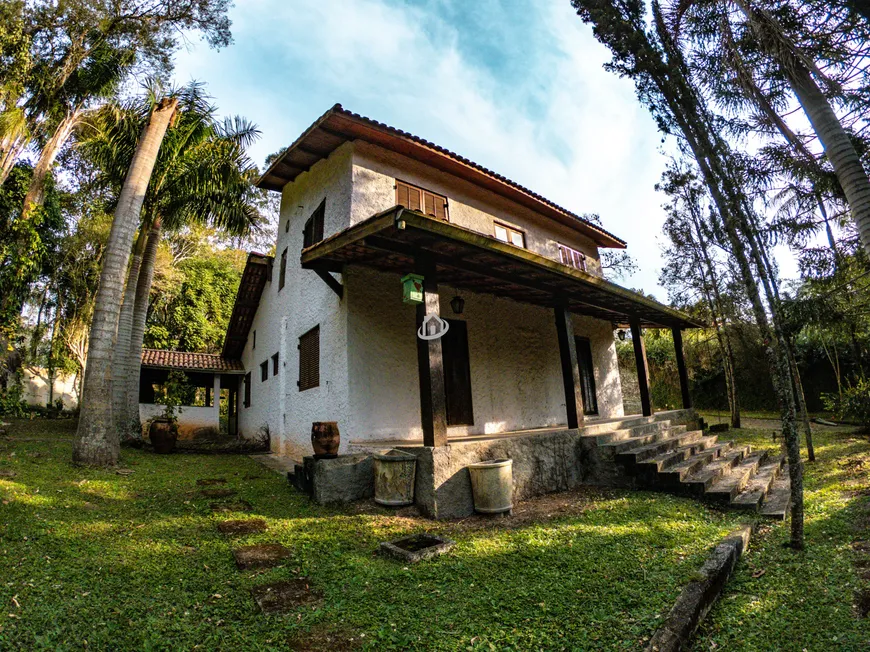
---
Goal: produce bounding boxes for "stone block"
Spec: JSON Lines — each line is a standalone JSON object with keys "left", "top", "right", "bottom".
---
{"left": 309, "top": 454, "right": 374, "bottom": 505}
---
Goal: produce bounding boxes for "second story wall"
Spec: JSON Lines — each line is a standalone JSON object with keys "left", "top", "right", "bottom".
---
{"left": 350, "top": 141, "right": 604, "bottom": 275}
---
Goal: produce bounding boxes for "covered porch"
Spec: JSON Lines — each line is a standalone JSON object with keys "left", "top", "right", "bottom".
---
{"left": 303, "top": 206, "right": 703, "bottom": 448}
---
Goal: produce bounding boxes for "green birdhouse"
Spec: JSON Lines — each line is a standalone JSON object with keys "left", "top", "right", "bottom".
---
{"left": 401, "top": 273, "right": 424, "bottom": 305}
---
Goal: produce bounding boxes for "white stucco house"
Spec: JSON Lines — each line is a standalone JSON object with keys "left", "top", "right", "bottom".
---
{"left": 137, "top": 106, "right": 796, "bottom": 521}
{"left": 213, "top": 105, "right": 698, "bottom": 459}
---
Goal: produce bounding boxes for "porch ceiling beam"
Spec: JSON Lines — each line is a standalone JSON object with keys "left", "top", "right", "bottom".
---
{"left": 312, "top": 267, "right": 343, "bottom": 299}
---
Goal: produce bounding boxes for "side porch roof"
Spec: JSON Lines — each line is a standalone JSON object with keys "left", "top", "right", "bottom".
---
{"left": 141, "top": 349, "right": 245, "bottom": 374}
{"left": 301, "top": 207, "right": 703, "bottom": 330}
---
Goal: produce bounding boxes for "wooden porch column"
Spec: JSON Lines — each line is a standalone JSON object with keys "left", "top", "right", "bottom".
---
{"left": 415, "top": 255, "right": 448, "bottom": 447}
{"left": 672, "top": 327, "right": 692, "bottom": 409}
{"left": 555, "top": 305, "right": 584, "bottom": 429}
{"left": 629, "top": 317, "right": 653, "bottom": 417}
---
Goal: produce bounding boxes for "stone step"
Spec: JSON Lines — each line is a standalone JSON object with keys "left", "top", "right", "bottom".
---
{"left": 581, "top": 415, "right": 657, "bottom": 437}
{"left": 603, "top": 425, "right": 688, "bottom": 456}
{"left": 590, "top": 419, "right": 672, "bottom": 444}
{"left": 759, "top": 466, "right": 791, "bottom": 520}
{"left": 613, "top": 428, "right": 699, "bottom": 464}
{"left": 653, "top": 442, "right": 735, "bottom": 486}
{"left": 731, "top": 455, "right": 786, "bottom": 512}
{"left": 705, "top": 452, "right": 769, "bottom": 504}
{"left": 636, "top": 435, "right": 721, "bottom": 474}
{"left": 681, "top": 447, "right": 751, "bottom": 495}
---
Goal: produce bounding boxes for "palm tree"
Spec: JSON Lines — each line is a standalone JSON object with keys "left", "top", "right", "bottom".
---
{"left": 73, "top": 94, "right": 179, "bottom": 466}
{"left": 79, "top": 83, "right": 260, "bottom": 442}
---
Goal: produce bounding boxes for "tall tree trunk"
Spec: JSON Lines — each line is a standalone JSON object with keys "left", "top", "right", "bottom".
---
{"left": 112, "top": 229, "right": 147, "bottom": 441}
{"left": 787, "top": 344, "right": 815, "bottom": 461}
{"left": 124, "top": 220, "right": 162, "bottom": 441}
{"left": 20, "top": 110, "right": 82, "bottom": 221}
{"left": 735, "top": 0, "right": 870, "bottom": 258}
{"left": 73, "top": 97, "right": 178, "bottom": 467}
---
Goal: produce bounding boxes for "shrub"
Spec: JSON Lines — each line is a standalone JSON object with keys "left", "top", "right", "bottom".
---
{"left": 823, "top": 379, "right": 870, "bottom": 428}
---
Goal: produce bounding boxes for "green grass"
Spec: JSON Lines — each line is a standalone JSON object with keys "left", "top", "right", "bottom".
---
{"left": 0, "top": 419, "right": 868, "bottom": 650}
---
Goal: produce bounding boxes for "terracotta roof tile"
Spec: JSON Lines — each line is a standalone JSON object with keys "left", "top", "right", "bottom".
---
{"left": 141, "top": 349, "right": 244, "bottom": 373}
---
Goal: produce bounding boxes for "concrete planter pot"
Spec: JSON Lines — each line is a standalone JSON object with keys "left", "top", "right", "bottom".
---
{"left": 374, "top": 449, "right": 417, "bottom": 506}
{"left": 149, "top": 418, "right": 178, "bottom": 454}
{"left": 468, "top": 459, "right": 513, "bottom": 514}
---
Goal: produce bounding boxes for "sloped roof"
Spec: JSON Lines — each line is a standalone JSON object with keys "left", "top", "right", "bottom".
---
{"left": 141, "top": 349, "right": 244, "bottom": 373}
{"left": 257, "top": 104, "right": 626, "bottom": 249}
{"left": 221, "top": 252, "right": 272, "bottom": 359}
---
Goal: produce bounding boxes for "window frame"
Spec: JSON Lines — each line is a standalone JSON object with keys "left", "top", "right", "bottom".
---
{"left": 279, "top": 247, "right": 287, "bottom": 290}
{"left": 298, "top": 325, "right": 320, "bottom": 392}
{"left": 558, "top": 243, "right": 588, "bottom": 272}
{"left": 395, "top": 179, "right": 449, "bottom": 221}
{"left": 260, "top": 360, "right": 269, "bottom": 382}
{"left": 303, "top": 199, "right": 326, "bottom": 249}
{"left": 243, "top": 372, "right": 251, "bottom": 408}
{"left": 493, "top": 221, "right": 526, "bottom": 248}
{"left": 272, "top": 352, "right": 279, "bottom": 376}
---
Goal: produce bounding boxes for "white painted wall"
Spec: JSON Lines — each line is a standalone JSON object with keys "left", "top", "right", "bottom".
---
{"left": 351, "top": 141, "right": 604, "bottom": 275}
{"left": 345, "top": 266, "right": 623, "bottom": 443}
{"left": 237, "top": 143, "right": 354, "bottom": 459}
{"left": 21, "top": 368, "right": 79, "bottom": 409}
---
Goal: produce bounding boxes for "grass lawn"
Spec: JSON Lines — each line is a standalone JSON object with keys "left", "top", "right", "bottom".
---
{"left": 0, "top": 418, "right": 868, "bottom": 650}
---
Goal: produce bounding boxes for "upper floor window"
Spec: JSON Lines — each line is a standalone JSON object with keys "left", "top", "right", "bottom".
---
{"left": 260, "top": 360, "right": 269, "bottom": 382}
{"left": 494, "top": 222, "right": 525, "bottom": 248}
{"left": 279, "top": 248, "right": 288, "bottom": 290}
{"left": 243, "top": 372, "right": 251, "bottom": 407}
{"left": 396, "top": 180, "right": 448, "bottom": 221}
{"left": 272, "top": 352, "right": 279, "bottom": 376}
{"left": 252, "top": 330, "right": 256, "bottom": 350}
{"left": 303, "top": 199, "right": 325, "bottom": 249}
{"left": 559, "top": 244, "right": 587, "bottom": 272}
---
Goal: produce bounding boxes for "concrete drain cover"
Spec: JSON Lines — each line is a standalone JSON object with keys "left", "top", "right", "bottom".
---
{"left": 197, "top": 478, "right": 227, "bottom": 486}
{"left": 200, "top": 488, "right": 237, "bottom": 499}
{"left": 217, "top": 519, "right": 268, "bottom": 536}
{"left": 379, "top": 533, "right": 455, "bottom": 563}
{"left": 251, "top": 579, "right": 322, "bottom": 614}
{"left": 210, "top": 500, "right": 252, "bottom": 513}
{"left": 233, "top": 543, "right": 292, "bottom": 570}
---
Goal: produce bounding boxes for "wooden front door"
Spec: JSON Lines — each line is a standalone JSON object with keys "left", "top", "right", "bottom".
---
{"left": 575, "top": 337, "right": 599, "bottom": 416}
{"left": 443, "top": 319, "right": 474, "bottom": 426}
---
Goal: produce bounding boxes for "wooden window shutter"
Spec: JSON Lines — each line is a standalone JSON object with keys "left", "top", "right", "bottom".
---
{"left": 298, "top": 325, "right": 320, "bottom": 391}
{"left": 396, "top": 181, "right": 422, "bottom": 212}
{"left": 279, "top": 248, "right": 287, "bottom": 290}
{"left": 243, "top": 372, "right": 251, "bottom": 407}
{"left": 303, "top": 200, "right": 326, "bottom": 249}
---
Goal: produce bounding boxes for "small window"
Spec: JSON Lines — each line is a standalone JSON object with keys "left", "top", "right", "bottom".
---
{"left": 396, "top": 180, "right": 448, "bottom": 220}
{"left": 243, "top": 372, "right": 251, "bottom": 408}
{"left": 303, "top": 199, "right": 325, "bottom": 249}
{"left": 559, "top": 244, "right": 587, "bottom": 272}
{"left": 252, "top": 330, "right": 256, "bottom": 350}
{"left": 298, "top": 325, "right": 320, "bottom": 391}
{"left": 285, "top": 219, "right": 290, "bottom": 233}
{"left": 272, "top": 352, "right": 279, "bottom": 376}
{"left": 494, "top": 222, "right": 525, "bottom": 248}
{"left": 279, "top": 248, "right": 287, "bottom": 290}
{"left": 260, "top": 361, "right": 269, "bottom": 382}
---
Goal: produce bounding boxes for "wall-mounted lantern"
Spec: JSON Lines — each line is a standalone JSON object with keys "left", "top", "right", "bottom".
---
{"left": 450, "top": 295, "right": 465, "bottom": 315}
{"left": 401, "top": 273, "right": 425, "bottom": 305}
{"left": 617, "top": 329, "right": 627, "bottom": 341}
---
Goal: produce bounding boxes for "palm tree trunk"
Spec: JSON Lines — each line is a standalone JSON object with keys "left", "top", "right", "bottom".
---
{"left": 20, "top": 110, "right": 82, "bottom": 221}
{"left": 788, "top": 345, "right": 815, "bottom": 461}
{"left": 735, "top": 0, "right": 870, "bottom": 258}
{"left": 0, "top": 130, "right": 29, "bottom": 187}
{"left": 73, "top": 97, "right": 178, "bottom": 467}
{"left": 124, "top": 219, "right": 161, "bottom": 441}
{"left": 112, "top": 229, "right": 147, "bottom": 441}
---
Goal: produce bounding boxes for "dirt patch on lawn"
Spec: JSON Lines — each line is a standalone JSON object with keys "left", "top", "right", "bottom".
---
{"left": 200, "top": 488, "right": 237, "bottom": 499}
{"left": 251, "top": 578, "right": 322, "bottom": 614}
{"left": 210, "top": 500, "right": 252, "bottom": 513}
{"left": 217, "top": 519, "right": 268, "bottom": 536}
{"left": 233, "top": 543, "right": 292, "bottom": 570}
{"left": 289, "top": 624, "right": 361, "bottom": 651}
{"left": 196, "top": 478, "right": 227, "bottom": 486}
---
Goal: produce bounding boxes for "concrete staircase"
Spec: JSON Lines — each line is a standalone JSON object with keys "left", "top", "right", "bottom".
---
{"left": 584, "top": 414, "right": 790, "bottom": 520}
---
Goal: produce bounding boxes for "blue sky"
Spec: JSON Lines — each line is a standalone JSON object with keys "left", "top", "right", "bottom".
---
{"left": 173, "top": 0, "right": 797, "bottom": 299}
